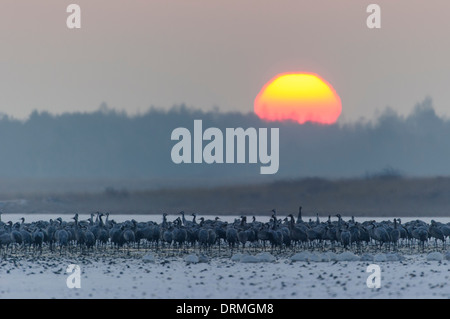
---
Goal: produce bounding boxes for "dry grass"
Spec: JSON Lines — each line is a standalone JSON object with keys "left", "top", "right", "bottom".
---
{"left": 2, "top": 176, "right": 450, "bottom": 217}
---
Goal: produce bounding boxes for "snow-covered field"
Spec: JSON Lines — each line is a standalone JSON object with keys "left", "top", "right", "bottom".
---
{"left": 1, "top": 214, "right": 449, "bottom": 299}
{"left": 1, "top": 251, "right": 449, "bottom": 299}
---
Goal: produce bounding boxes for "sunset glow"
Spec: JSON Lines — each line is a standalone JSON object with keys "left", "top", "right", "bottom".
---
{"left": 254, "top": 73, "right": 342, "bottom": 124}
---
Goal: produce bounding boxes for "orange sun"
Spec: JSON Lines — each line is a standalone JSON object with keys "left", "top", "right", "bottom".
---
{"left": 254, "top": 73, "right": 342, "bottom": 124}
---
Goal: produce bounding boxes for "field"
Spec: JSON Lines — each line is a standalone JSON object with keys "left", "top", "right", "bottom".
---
{"left": 2, "top": 176, "right": 450, "bottom": 216}
{"left": 1, "top": 251, "right": 449, "bottom": 299}
{"left": 1, "top": 212, "right": 449, "bottom": 299}
{"left": 2, "top": 177, "right": 450, "bottom": 299}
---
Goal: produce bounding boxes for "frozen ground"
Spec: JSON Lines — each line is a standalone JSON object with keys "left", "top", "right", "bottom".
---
{"left": 1, "top": 252, "right": 449, "bottom": 299}
{"left": 1, "top": 214, "right": 449, "bottom": 299}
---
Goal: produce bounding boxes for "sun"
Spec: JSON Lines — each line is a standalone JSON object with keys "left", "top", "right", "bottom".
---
{"left": 254, "top": 73, "right": 342, "bottom": 124}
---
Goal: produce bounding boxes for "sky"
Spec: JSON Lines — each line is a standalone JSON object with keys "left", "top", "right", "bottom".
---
{"left": 1, "top": 1, "right": 449, "bottom": 122}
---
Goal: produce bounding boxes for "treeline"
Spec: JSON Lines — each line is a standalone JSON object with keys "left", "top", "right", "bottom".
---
{"left": 0, "top": 98, "right": 449, "bottom": 184}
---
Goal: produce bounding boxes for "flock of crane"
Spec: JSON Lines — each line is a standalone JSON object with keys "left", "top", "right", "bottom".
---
{"left": 0, "top": 207, "right": 449, "bottom": 257}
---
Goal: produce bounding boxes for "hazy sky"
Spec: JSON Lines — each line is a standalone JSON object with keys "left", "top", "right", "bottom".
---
{"left": 1, "top": 1, "right": 449, "bottom": 122}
